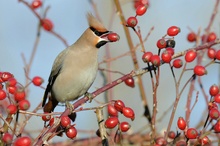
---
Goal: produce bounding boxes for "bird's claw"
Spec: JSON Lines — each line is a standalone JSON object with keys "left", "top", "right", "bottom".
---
{"left": 65, "top": 101, "right": 74, "bottom": 113}
{"left": 85, "top": 92, "right": 93, "bottom": 103}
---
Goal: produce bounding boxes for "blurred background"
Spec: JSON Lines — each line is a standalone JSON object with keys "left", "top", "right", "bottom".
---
{"left": 0, "top": 0, "right": 220, "bottom": 143}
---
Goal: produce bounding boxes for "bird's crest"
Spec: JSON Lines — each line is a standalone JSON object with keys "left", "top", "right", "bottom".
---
{"left": 87, "top": 13, "right": 107, "bottom": 32}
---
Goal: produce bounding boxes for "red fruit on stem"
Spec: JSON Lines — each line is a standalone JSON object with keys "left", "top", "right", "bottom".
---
{"left": 172, "top": 59, "right": 183, "bottom": 68}
{"left": 207, "top": 32, "right": 217, "bottom": 42}
{"left": 107, "top": 33, "right": 120, "bottom": 42}
{"left": 186, "top": 128, "right": 198, "bottom": 139}
{"left": 209, "top": 84, "right": 219, "bottom": 96}
{"left": 49, "top": 117, "right": 55, "bottom": 126}
{"left": 167, "top": 26, "right": 180, "bottom": 36}
{"left": 209, "top": 108, "right": 219, "bottom": 120}
{"left": 1, "top": 72, "right": 13, "bottom": 82}
{"left": 161, "top": 51, "right": 172, "bottom": 63}
{"left": 142, "top": 51, "right": 153, "bottom": 63}
{"left": 187, "top": 32, "right": 196, "bottom": 42}
{"left": 199, "top": 136, "right": 210, "bottom": 145}
{"left": 120, "top": 121, "right": 130, "bottom": 132}
{"left": 133, "top": 0, "right": 149, "bottom": 9}
{"left": 177, "top": 117, "right": 186, "bottom": 130}
{"left": 156, "top": 39, "right": 166, "bottom": 49}
{"left": 165, "top": 47, "right": 175, "bottom": 56}
{"left": 14, "top": 89, "right": 26, "bottom": 101}
{"left": 66, "top": 126, "right": 77, "bottom": 139}
{"left": 214, "top": 94, "right": 220, "bottom": 103}
{"left": 207, "top": 48, "right": 216, "bottom": 59}
{"left": 105, "top": 117, "right": 119, "bottom": 129}
{"left": 0, "top": 89, "right": 7, "bottom": 100}
{"left": 18, "top": 100, "right": 30, "bottom": 111}
{"left": 2, "top": 133, "right": 13, "bottom": 144}
{"left": 208, "top": 102, "right": 218, "bottom": 110}
{"left": 7, "top": 86, "right": 16, "bottom": 94}
{"left": 6, "top": 77, "right": 17, "bottom": 87}
{"left": 32, "top": 76, "right": 44, "bottom": 86}
{"left": 216, "top": 50, "right": 220, "bottom": 60}
{"left": 107, "top": 104, "right": 118, "bottom": 117}
{"left": 42, "top": 18, "right": 53, "bottom": 31}
{"left": 185, "top": 50, "right": 197, "bottom": 62}
{"left": 61, "top": 116, "right": 71, "bottom": 128}
{"left": 214, "top": 120, "right": 220, "bottom": 132}
{"left": 31, "top": 0, "right": 42, "bottom": 9}
{"left": 194, "top": 65, "right": 207, "bottom": 76}
{"left": 150, "top": 55, "right": 160, "bottom": 66}
{"left": 127, "top": 17, "right": 138, "bottom": 27}
{"left": 114, "top": 100, "right": 125, "bottom": 112}
{"left": 124, "top": 77, "right": 135, "bottom": 88}
{"left": 7, "top": 104, "right": 17, "bottom": 114}
{"left": 13, "top": 136, "right": 31, "bottom": 146}
{"left": 42, "top": 112, "right": 51, "bottom": 121}
{"left": 136, "top": 4, "right": 148, "bottom": 16}
{"left": 168, "top": 131, "right": 176, "bottom": 139}
{"left": 122, "top": 107, "right": 135, "bottom": 121}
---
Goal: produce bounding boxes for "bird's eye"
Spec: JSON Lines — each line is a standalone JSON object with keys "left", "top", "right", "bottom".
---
{"left": 90, "top": 27, "right": 108, "bottom": 37}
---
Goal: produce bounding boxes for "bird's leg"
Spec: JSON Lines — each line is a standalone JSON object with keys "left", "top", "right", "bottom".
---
{"left": 85, "top": 92, "right": 94, "bottom": 103}
{"left": 65, "top": 101, "right": 74, "bottom": 113}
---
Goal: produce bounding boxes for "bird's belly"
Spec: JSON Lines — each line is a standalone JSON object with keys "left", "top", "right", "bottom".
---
{"left": 52, "top": 66, "right": 97, "bottom": 102}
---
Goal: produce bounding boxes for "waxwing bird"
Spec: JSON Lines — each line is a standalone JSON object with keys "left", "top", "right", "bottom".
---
{"left": 42, "top": 13, "right": 119, "bottom": 113}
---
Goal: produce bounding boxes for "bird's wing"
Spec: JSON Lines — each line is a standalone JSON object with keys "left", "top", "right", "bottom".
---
{"left": 42, "top": 49, "right": 68, "bottom": 107}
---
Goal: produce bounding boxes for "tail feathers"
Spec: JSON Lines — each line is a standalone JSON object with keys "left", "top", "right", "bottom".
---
{"left": 43, "top": 95, "right": 58, "bottom": 113}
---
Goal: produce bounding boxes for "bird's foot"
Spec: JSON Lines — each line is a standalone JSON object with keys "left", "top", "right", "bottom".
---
{"left": 85, "top": 92, "right": 94, "bottom": 103}
{"left": 65, "top": 101, "right": 74, "bottom": 113}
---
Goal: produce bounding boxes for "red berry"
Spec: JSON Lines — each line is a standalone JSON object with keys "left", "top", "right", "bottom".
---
{"left": 49, "top": 117, "right": 55, "bottom": 126}
{"left": 194, "top": 65, "right": 207, "bottom": 76}
{"left": 124, "top": 77, "right": 135, "bottom": 88}
{"left": 105, "top": 117, "right": 119, "bottom": 129}
{"left": 127, "top": 17, "right": 138, "bottom": 27}
{"left": 6, "top": 78, "right": 17, "bottom": 87}
{"left": 61, "top": 116, "right": 71, "bottom": 128}
{"left": 32, "top": 76, "right": 44, "bottom": 86}
{"left": 66, "top": 126, "right": 77, "bottom": 139}
{"left": 161, "top": 51, "right": 172, "bottom": 63}
{"left": 172, "top": 59, "right": 183, "bottom": 68}
{"left": 167, "top": 26, "right": 180, "bottom": 36}
{"left": 186, "top": 128, "right": 198, "bottom": 139}
{"left": 107, "top": 33, "right": 120, "bottom": 42}
{"left": 187, "top": 32, "right": 196, "bottom": 42}
{"left": 7, "top": 86, "right": 16, "bottom": 94}
{"left": 209, "top": 84, "right": 219, "bottom": 96}
{"left": 42, "top": 112, "right": 51, "bottom": 121}
{"left": 216, "top": 50, "right": 220, "bottom": 60}
{"left": 166, "top": 47, "right": 175, "bottom": 56}
{"left": 31, "top": 0, "right": 42, "bottom": 9}
{"left": 7, "top": 104, "right": 17, "bottom": 114}
{"left": 209, "top": 108, "right": 219, "bottom": 120}
{"left": 14, "top": 89, "right": 26, "bottom": 101}
{"left": 176, "top": 141, "right": 187, "bottom": 146}
{"left": 136, "top": 4, "right": 148, "bottom": 16}
{"left": 155, "top": 137, "right": 167, "bottom": 145}
{"left": 114, "top": 100, "right": 125, "bottom": 112}
{"left": 185, "top": 50, "right": 197, "bottom": 62}
{"left": 18, "top": 100, "right": 30, "bottom": 111}
{"left": 120, "top": 121, "right": 130, "bottom": 132}
{"left": 0, "top": 89, "right": 7, "bottom": 100}
{"left": 208, "top": 102, "right": 218, "bottom": 110}
{"left": 42, "top": 18, "right": 53, "bottom": 31}
{"left": 156, "top": 39, "right": 166, "bottom": 49}
{"left": 142, "top": 51, "right": 153, "bottom": 63}
{"left": 107, "top": 104, "right": 118, "bottom": 117}
{"left": 214, "top": 120, "right": 220, "bottom": 132}
{"left": 199, "top": 136, "right": 210, "bottom": 145}
{"left": 2, "top": 133, "right": 13, "bottom": 144}
{"left": 207, "top": 32, "right": 217, "bottom": 42}
{"left": 214, "top": 94, "right": 220, "bottom": 103}
{"left": 207, "top": 48, "right": 216, "bottom": 59}
{"left": 150, "top": 55, "right": 160, "bottom": 66}
{"left": 177, "top": 117, "right": 186, "bottom": 130}
{"left": 122, "top": 107, "right": 135, "bottom": 121}
{"left": 168, "top": 131, "right": 176, "bottom": 139}
{"left": 13, "top": 136, "right": 31, "bottom": 146}
{"left": 1, "top": 72, "right": 13, "bottom": 82}
{"left": 133, "top": 0, "right": 149, "bottom": 9}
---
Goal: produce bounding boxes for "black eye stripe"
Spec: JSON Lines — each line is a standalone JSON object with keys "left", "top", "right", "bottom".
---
{"left": 90, "top": 27, "right": 109, "bottom": 36}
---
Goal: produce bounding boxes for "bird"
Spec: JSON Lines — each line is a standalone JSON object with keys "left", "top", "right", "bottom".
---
{"left": 42, "top": 13, "right": 118, "bottom": 113}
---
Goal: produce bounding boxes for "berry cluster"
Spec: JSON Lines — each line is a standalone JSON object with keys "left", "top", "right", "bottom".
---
{"left": 104, "top": 100, "right": 135, "bottom": 133}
